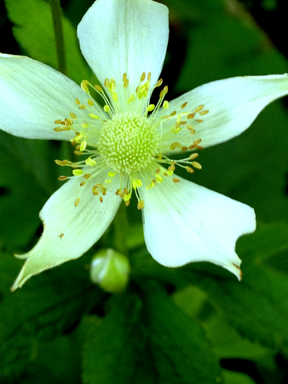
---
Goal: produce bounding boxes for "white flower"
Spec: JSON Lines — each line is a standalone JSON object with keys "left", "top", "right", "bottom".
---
{"left": 0, "top": 0, "right": 288, "bottom": 291}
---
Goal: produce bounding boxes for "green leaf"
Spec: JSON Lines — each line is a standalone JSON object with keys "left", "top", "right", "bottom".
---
{"left": 142, "top": 283, "right": 221, "bottom": 384}
{"left": 4, "top": 0, "right": 94, "bottom": 85}
{"left": 82, "top": 293, "right": 147, "bottom": 384}
{"left": 0, "top": 131, "right": 59, "bottom": 249}
{"left": 83, "top": 285, "right": 221, "bottom": 384}
{"left": 132, "top": 223, "right": 288, "bottom": 353}
{"left": 0, "top": 250, "right": 102, "bottom": 382}
{"left": 222, "top": 370, "right": 256, "bottom": 384}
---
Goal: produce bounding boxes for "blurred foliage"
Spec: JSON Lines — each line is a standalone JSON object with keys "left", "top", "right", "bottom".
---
{"left": 0, "top": 0, "right": 288, "bottom": 383}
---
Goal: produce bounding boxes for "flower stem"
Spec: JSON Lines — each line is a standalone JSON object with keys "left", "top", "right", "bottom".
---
{"left": 113, "top": 202, "right": 129, "bottom": 255}
{"left": 49, "top": 0, "right": 67, "bottom": 75}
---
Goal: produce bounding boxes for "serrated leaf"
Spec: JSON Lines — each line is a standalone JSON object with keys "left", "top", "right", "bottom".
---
{"left": 83, "top": 285, "right": 221, "bottom": 384}
{"left": 132, "top": 223, "right": 288, "bottom": 354}
{"left": 0, "top": 250, "right": 102, "bottom": 382}
{"left": 142, "top": 283, "right": 221, "bottom": 384}
{"left": 82, "top": 293, "right": 148, "bottom": 384}
{"left": 4, "top": 0, "right": 94, "bottom": 85}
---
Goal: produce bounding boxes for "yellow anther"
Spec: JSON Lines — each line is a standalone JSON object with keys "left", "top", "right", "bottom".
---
{"left": 74, "top": 150, "right": 82, "bottom": 156}
{"left": 54, "top": 127, "right": 63, "bottom": 132}
{"left": 104, "top": 105, "right": 110, "bottom": 112}
{"left": 105, "top": 179, "right": 112, "bottom": 184}
{"left": 83, "top": 174, "right": 91, "bottom": 179}
{"left": 95, "top": 85, "right": 103, "bottom": 92}
{"left": 195, "top": 105, "right": 204, "bottom": 112}
{"left": 112, "top": 92, "right": 118, "bottom": 102}
{"left": 86, "top": 157, "right": 96, "bottom": 166}
{"left": 80, "top": 181, "right": 86, "bottom": 187}
{"left": 81, "top": 80, "right": 90, "bottom": 93}
{"left": 108, "top": 172, "right": 116, "bottom": 177}
{"left": 137, "top": 200, "right": 145, "bottom": 210}
{"left": 73, "top": 169, "right": 83, "bottom": 176}
{"left": 132, "top": 179, "right": 143, "bottom": 189}
{"left": 79, "top": 105, "right": 86, "bottom": 110}
{"left": 155, "top": 174, "right": 163, "bottom": 183}
{"left": 74, "top": 198, "right": 80, "bottom": 207}
{"left": 166, "top": 170, "right": 174, "bottom": 176}
{"left": 81, "top": 123, "right": 90, "bottom": 128}
{"left": 193, "top": 139, "right": 202, "bottom": 145}
{"left": 92, "top": 186, "right": 99, "bottom": 195}
{"left": 172, "top": 127, "right": 181, "bottom": 134}
{"left": 163, "top": 100, "right": 169, "bottom": 109}
{"left": 69, "top": 113, "right": 77, "bottom": 119}
{"left": 55, "top": 159, "right": 64, "bottom": 166}
{"left": 168, "top": 162, "right": 175, "bottom": 172}
{"left": 181, "top": 102, "right": 188, "bottom": 109}
{"left": 173, "top": 178, "right": 180, "bottom": 183}
{"left": 155, "top": 78, "right": 163, "bottom": 87}
{"left": 170, "top": 142, "right": 181, "bottom": 150}
{"left": 189, "top": 153, "right": 199, "bottom": 160}
{"left": 87, "top": 99, "right": 94, "bottom": 106}
{"left": 159, "top": 86, "right": 168, "bottom": 99}
{"left": 187, "top": 113, "right": 195, "bottom": 119}
{"left": 109, "top": 79, "right": 116, "bottom": 92}
{"left": 127, "top": 94, "right": 134, "bottom": 103}
{"left": 140, "top": 72, "right": 146, "bottom": 82}
{"left": 80, "top": 141, "right": 87, "bottom": 152}
{"left": 104, "top": 78, "right": 109, "bottom": 87}
{"left": 124, "top": 79, "right": 129, "bottom": 88}
{"left": 62, "top": 160, "right": 71, "bottom": 166}
{"left": 74, "top": 134, "right": 83, "bottom": 143}
{"left": 181, "top": 146, "right": 188, "bottom": 151}
{"left": 147, "top": 104, "right": 155, "bottom": 112}
{"left": 75, "top": 98, "right": 80, "bottom": 105}
{"left": 147, "top": 72, "right": 151, "bottom": 81}
{"left": 89, "top": 113, "right": 99, "bottom": 119}
{"left": 199, "top": 110, "right": 209, "bottom": 116}
{"left": 123, "top": 73, "right": 127, "bottom": 81}
{"left": 186, "top": 126, "right": 196, "bottom": 134}
{"left": 54, "top": 119, "right": 62, "bottom": 124}
{"left": 124, "top": 193, "right": 132, "bottom": 202}
{"left": 192, "top": 161, "right": 202, "bottom": 169}
{"left": 186, "top": 166, "right": 194, "bottom": 174}
{"left": 58, "top": 176, "right": 68, "bottom": 181}
{"left": 170, "top": 111, "right": 177, "bottom": 116}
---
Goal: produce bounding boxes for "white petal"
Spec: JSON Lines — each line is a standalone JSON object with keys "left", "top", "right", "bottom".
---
{"left": 0, "top": 54, "right": 99, "bottom": 140}
{"left": 11, "top": 173, "right": 121, "bottom": 290}
{"left": 77, "top": 0, "right": 169, "bottom": 109}
{"left": 140, "top": 176, "right": 256, "bottom": 279}
{"left": 160, "top": 75, "right": 288, "bottom": 155}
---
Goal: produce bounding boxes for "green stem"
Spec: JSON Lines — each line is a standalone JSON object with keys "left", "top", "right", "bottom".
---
{"left": 113, "top": 202, "right": 129, "bottom": 254}
{"left": 49, "top": 0, "right": 67, "bottom": 75}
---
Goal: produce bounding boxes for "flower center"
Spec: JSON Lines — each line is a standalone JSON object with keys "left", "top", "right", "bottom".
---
{"left": 98, "top": 112, "right": 159, "bottom": 175}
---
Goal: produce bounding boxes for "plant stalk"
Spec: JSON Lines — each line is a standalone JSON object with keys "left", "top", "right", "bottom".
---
{"left": 49, "top": 0, "right": 67, "bottom": 75}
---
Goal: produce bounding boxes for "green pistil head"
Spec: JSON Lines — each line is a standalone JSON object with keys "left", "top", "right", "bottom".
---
{"left": 98, "top": 112, "right": 159, "bottom": 174}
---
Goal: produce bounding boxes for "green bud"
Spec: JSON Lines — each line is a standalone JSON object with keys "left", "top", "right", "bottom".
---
{"left": 90, "top": 248, "right": 130, "bottom": 293}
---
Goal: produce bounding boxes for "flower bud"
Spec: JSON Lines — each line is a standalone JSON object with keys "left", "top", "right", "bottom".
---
{"left": 90, "top": 248, "right": 130, "bottom": 293}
